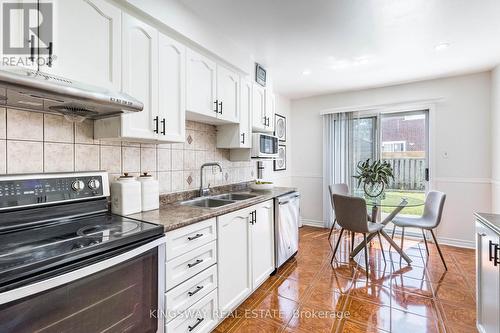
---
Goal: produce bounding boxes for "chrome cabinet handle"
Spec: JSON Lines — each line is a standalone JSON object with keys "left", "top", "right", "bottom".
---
{"left": 161, "top": 118, "right": 166, "bottom": 135}
{"left": 188, "top": 318, "right": 204, "bottom": 332}
{"left": 219, "top": 101, "right": 223, "bottom": 114}
{"left": 187, "top": 285, "right": 204, "bottom": 297}
{"left": 187, "top": 233, "right": 203, "bottom": 241}
{"left": 214, "top": 100, "right": 218, "bottom": 113}
{"left": 187, "top": 259, "right": 203, "bottom": 268}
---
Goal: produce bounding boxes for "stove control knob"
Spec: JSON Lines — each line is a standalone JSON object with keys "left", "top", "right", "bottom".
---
{"left": 88, "top": 179, "right": 100, "bottom": 190}
{"left": 72, "top": 180, "right": 85, "bottom": 192}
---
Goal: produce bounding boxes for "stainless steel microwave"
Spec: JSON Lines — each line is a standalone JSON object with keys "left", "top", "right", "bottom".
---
{"left": 251, "top": 133, "right": 279, "bottom": 158}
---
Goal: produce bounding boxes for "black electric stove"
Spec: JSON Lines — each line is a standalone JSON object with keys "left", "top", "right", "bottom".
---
{"left": 0, "top": 172, "right": 164, "bottom": 292}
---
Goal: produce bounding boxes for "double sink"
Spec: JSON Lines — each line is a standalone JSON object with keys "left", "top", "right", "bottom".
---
{"left": 181, "top": 193, "right": 259, "bottom": 209}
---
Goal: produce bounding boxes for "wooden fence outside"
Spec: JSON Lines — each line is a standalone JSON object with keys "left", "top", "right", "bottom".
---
{"left": 383, "top": 158, "right": 426, "bottom": 191}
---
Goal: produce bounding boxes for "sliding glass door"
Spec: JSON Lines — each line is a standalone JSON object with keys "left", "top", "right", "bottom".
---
{"left": 379, "top": 110, "right": 429, "bottom": 217}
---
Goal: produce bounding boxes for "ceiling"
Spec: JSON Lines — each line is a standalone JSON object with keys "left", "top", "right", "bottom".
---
{"left": 178, "top": 0, "right": 500, "bottom": 99}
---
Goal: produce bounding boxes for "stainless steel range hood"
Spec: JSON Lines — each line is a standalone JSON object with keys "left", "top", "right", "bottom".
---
{"left": 0, "top": 66, "right": 143, "bottom": 119}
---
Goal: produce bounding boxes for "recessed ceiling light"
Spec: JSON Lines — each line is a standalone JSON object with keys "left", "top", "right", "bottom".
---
{"left": 302, "top": 70, "right": 311, "bottom": 75}
{"left": 435, "top": 42, "right": 450, "bottom": 51}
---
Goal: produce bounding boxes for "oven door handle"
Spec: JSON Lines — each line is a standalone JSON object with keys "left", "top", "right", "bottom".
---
{"left": 0, "top": 236, "right": 167, "bottom": 305}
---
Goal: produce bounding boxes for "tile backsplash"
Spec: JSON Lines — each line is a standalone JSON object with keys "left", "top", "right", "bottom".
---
{"left": 0, "top": 108, "right": 256, "bottom": 194}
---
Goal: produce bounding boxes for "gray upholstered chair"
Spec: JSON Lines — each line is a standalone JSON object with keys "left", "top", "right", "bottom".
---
{"left": 328, "top": 183, "right": 349, "bottom": 241}
{"left": 331, "top": 194, "right": 386, "bottom": 276}
{"left": 391, "top": 191, "right": 447, "bottom": 270}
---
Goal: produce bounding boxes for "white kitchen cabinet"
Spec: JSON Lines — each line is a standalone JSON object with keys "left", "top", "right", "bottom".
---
{"left": 158, "top": 33, "right": 186, "bottom": 142}
{"left": 252, "top": 200, "right": 275, "bottom": 287}
{"left": 0, "top": 0, "right": 38, "bottom": 70}
{"left": 265, "top": 90, "right": 276, "bottom": 133}
{"left": 120, "top": 13, "right": 158, "bottom": 141}
{"left": 217, "top": 207, "right": 253, "bottom": 314}
{"left": 216, "top": 65, "right": 239, "bottom": 123}
{"left": 216, "top": 78, "right": 251, "bottom": 149}
{"left": 186, "top": 48, "right": 217, "bottom": 119}
{"left": 217, "top": 201, "right": 275, "bottom": 314}
{"left": 95, "top": 16, "right": 186, "bottom": 143}
{"left": 42, "top": 0, "right": 121, "bottom": 90}
{"left": 252, "top": 83, "right": 266, "bottom": 132}
{"left": 476, "top": 217, "right": 500, "bottom": 333}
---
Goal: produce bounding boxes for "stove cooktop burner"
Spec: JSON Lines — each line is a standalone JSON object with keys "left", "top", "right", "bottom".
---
{"left": 76, "top": 220, "right": 140, "bottom": 238}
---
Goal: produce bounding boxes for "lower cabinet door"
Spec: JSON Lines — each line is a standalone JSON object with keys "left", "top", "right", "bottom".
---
{"left": 217, "top": 208, "right": 252, "bottom": 314}
{"left": 166, "top": 289, "right": 219, "bottom": 333}
{"left": 252, "top": 200, "right": 275, "bottom": 288}
{"left": 476, "top": 221, "right": 500, "bottom": 333}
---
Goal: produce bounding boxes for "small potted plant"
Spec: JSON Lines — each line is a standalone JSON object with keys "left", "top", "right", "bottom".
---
{"left": 353, "top": 159, "right": 394, "bottom": 198}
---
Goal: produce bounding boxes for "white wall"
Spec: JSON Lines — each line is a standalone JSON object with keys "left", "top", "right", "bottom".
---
{"left": 492, "top": 66, "right": 500, "bottom": 212}
{"left": 291, "top": 72, "right": 493, "bottom": 246}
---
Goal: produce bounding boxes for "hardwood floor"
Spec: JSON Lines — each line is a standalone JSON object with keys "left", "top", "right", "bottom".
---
{"left": 214, "top": 226, "right": 477, "bottom": 333}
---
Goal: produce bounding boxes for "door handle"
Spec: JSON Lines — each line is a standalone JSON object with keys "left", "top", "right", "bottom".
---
{"left": 219, "top": 101, "right": 223, "bottom": 114}
{"left": 29, "top": 35, "right": 35, "bottom": 63}
{"left": 425, "top": 168, "right": 429, "bottom": 182}
{"left": 153, "top": 116, "right": 159, "bottom": 133}
{"left": 47, "top": 42, "right": 53, "bottom": 67}
{"left": 161, "top": 118, "right": 166, "bottom": 135}
{"left": 188, "top": 318, "right": 204, "bottom": 332}
{"left": 241, "top": 133, "right": 245, "bottom": 144}
{"left": 214, "top": 100, "right": 218, "bottom": 113}
{"left": 187, "top": 233, "right": 203, "bottom": 241}
{"left": 187, "top": 258, "right": 204, "bottom": 268}
{"left": 187, "top": 285, "right": 204, "bottom": 297}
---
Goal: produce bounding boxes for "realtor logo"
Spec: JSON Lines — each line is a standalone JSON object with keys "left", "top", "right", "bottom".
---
{"left": 2, "top": 2, "right": 52, "bottom": 55}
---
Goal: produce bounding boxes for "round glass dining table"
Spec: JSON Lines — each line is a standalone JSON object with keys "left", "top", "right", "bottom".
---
{"left": 349, "top": 191, "right": 426, "bottom": 264}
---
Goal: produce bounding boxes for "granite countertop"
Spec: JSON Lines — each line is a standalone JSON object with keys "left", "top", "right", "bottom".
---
{"left": 127, "top": 187, "right": 297, "bottom": 232}
{"left": 475, "top": 212, "right": 500, "bottom": 234}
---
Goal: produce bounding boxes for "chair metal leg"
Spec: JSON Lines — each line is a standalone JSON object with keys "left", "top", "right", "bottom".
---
{"left": 331, "top": 228, "right": 345, "bottom": 265}
{"left": 430, "top": 230, "right": 448, "bottom": 270}
{"left": 377, "top": 231, "right": 386, "bottom": 264}
{"left": 351, "top": 232, "right": 355, "bottom": 252}
{"left": 422, "top": 229, "right": 430, "bottom": 256}
{"left": 328, "top": 219, "right": 336, "bottom": 241}
{"left": 363, "top": 233, "right": 369, "bottom": 278}
{"left": 400, "top": 227, "right": 405, "bottom": 251}
{"left": 389, "top": 224, "right": 396, "bottom": 250}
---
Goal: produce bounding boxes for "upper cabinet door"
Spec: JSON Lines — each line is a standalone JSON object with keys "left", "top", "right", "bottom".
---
{"left": 186, "top": 49, "right": 217, "bottom": 118}
{"left": 121, "top": 13, "right": 158, "bottom": 140}
{"left": 216, "top": 65, "right": 239, "bottom": 123}
{"left": 158, "top": 33, "right": 185, "bottom": 143}
{"left": 251, "top": 200, "right": 275, "bottom": 288}
{"left": 252, "top": 84, "right": 266, "bottom": 131}
{"left": 239, "top": 79, "right": 252, "bottom": 148}
{"left": 42, "top": 0, "right": 121, "bottom": 90}
{"left": 265, "top": 91, "right": 276, "bottom": 133}
{"left": 0, "top": 0, "right": 38, "bottom": 70}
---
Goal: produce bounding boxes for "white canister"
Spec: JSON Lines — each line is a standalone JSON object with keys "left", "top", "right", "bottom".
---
{"left": 138, "top": 172, "right": 159, "bottom": 211}
{"left": 110, "top": 173, "right": 142, "bottom": 215}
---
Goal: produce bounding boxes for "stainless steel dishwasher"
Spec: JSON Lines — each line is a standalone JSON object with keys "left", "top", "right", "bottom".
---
{"left": 275, "top": 191, "right": 301, "bottom": 270}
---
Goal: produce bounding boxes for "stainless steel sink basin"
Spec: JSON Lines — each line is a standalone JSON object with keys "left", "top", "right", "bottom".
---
{"left": 212, "top": 193, "right": 259, "bottom": 201}
{"left": 180, "top": 197, "right": 236, "bottom": 208}
{"left": 180, "top": 192, "right": 259, "bottom": 209}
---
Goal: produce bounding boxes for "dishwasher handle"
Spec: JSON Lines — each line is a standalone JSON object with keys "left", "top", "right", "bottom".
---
{"left": 278, "top": 194, "right": 300, "bottom": 205}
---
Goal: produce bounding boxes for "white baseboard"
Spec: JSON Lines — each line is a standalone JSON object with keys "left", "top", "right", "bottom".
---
{"left": 301, "top": 219, "right": 324, "bottom": 228}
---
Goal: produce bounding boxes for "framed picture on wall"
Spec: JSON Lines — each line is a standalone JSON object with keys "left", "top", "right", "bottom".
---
{"left": 255, "top": 63, "right": 266, "bottom": 87}
{"left": 274, "top": 145, "right": 287, "bottom": 171}
{"left": 274, "top": 114, "right": 286, "bottom": 142}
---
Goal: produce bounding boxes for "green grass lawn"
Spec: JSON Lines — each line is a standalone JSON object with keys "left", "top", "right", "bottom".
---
{"left": 381, "top": 191, "right": 425, "bottom": 216}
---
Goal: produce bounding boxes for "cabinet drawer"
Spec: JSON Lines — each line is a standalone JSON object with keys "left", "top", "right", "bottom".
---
{"left": 166, "top": 241, "right": 217, "bottom": 290}
{"left": 166, "top": 289, "right": 219, "bottom": 333}
{"left": 166, "top": 218, "right": 216, "bottom": 261}
{"left": 165, "top": 265, "right": 218, "bottom": 322}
